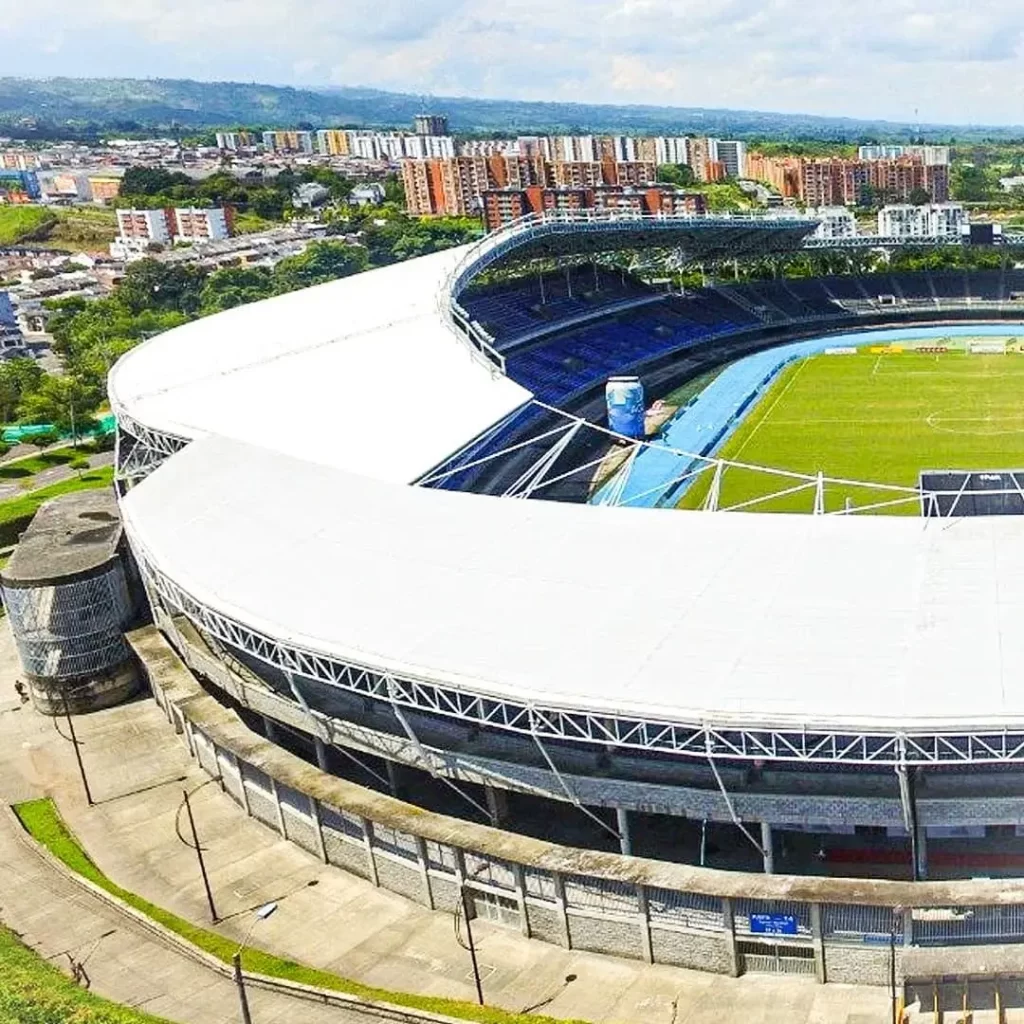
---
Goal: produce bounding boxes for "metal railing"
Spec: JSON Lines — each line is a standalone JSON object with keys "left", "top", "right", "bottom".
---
{"left": 436, "top": 209, "right": 821, "bottom": 376}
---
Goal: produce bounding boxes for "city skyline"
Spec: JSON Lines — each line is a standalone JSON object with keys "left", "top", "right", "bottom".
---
{"left": 4, "top": 0, "right": 1024, "bottom": 126}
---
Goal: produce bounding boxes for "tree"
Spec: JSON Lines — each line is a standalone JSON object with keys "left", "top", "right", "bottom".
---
{"left": 273, "top": 241, "right": 369, "bottom": 292}
{"left": 0, "top": 358, "right": 43, "bottom": 423}
{"left": 657, "top": 163, "right": 696, "bottom": 187}
{"left": 116, "top": 259, "right": 207, "bottom": 316}
{"left": 909, "top": 188, "right": 931, "bottom": 206}
{"left": 18, "top": 374, "right": 102, "bottom": 440}
{"left": 200, "top": 266, "right": 275, "bottom": 314}
{"left": 952, "top": 164, "right": 990, "bottom": 202}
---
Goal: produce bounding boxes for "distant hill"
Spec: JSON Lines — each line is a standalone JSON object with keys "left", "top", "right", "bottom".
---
{"left": 1, "top": 76, "right": 1022, "bottom": 142}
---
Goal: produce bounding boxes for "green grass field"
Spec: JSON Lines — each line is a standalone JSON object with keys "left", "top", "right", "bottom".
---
{"left": 680, "top": 347, "right": 1024, "bottom": 514}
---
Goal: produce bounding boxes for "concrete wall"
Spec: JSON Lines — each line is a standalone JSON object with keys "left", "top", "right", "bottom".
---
{"left": 138, "top": 623, "right": 927, "bottom": 987}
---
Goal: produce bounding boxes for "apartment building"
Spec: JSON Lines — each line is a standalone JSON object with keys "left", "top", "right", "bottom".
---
{"left": 752, "top": 153, "right": 950, "bottom": 206}
{"left": 116, "top": 208, "right": 173, "bottom": 246}
{"left": 172, "top": 206, "right": 233, "bottom": 243}
{"left": 414, "top": 114, "right": 449, "bottom": 136}
{"left": 315, "top": 130, "right": 351, "bottom": 157}
{"left": 0, "top": 151, "right": 41, "bottom": 170}
{"left": 811, "top": 206, "right": 858, "bottom": 239}
{"left": 859, "top": 144, "right": 950, "bottom": 166}
{"left": 215, "top": 131, "right": 258, "bottom": 151}
{"left": 261, "top": 131, "right": 315, "bottom": 154}
{"left": 710, "top": 140, "right": 747, "bottom": 179}
{"left": 481, "top": 185, "right": 706, "bottom": 230}
{"left": 878, "top": 203, "right": 966, "bottom": 239}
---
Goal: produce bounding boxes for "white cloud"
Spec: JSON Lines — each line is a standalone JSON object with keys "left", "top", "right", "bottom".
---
{"left": 2, "top": 0, "right": 1024, "bottom": 123}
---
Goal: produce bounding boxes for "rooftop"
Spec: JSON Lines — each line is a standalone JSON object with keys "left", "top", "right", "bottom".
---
{"left": 2, "top": 488, "right": 121, "bottom": 587}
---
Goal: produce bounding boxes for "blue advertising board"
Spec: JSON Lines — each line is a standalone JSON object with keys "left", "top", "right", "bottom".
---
{"left": 749, "top": 913, "right": 798, "bottom": 936}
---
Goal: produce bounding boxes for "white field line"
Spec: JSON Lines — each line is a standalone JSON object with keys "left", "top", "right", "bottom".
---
{"left": 732, "top": 358, "right": 810, "bottom": 460}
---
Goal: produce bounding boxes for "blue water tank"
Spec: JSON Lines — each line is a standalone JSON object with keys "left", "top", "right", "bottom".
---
{"left": 606, "top": 376, "right": 645, "bottom": 439}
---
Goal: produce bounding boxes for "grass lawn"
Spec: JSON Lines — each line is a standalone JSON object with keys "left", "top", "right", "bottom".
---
{"left": 0, "top": 921, "right": 171, "bottom": 1023}
{"left": 14, "top": 798, "right": 579, "bottom": 1024}
{"left": 46, "top": 206, "right": 118, "bottom": 248}
{"left": 680, "top": 346, "right": 1024, "bottom": 514}
{"left": 0, "top": 205, "right": 57, "bottom": 245}
{"left": 0, "top": 466, "right": 114, "bottom": 545}
{"left": 0, "top": 204, "right": 117, "bottom": 249}
{"left": 0, "top": 448, "right": 79, "bottom": 480}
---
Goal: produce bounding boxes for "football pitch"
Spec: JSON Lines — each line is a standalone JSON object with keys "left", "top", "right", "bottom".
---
{"left": 679, "top": 347, "right": 1024, "bottom": 514}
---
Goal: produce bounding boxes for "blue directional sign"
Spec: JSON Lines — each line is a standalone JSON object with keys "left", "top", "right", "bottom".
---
{"left": 750, "top": 913, "right": 798, "bottom": 936}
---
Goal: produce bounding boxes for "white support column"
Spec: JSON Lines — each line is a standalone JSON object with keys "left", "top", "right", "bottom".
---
{"left": 511, "top": 862, "right": 530, "bottom": 938}
{"left": 761, "top": 821, "right": 775, "bottom": 874}
{"left": 385, "top": 759, "right": 402, "bottom": 798}
{"left": 313, "top": 736, "right": 330, "bottom": 772}
{"left": 813, "top": 471, "right": 826, "bottom": 514}
{"left": 616, "top": 807, "right": 633, "bottom": 857}
{"left": 917, "top": 827, "right": 928, "bottom": 880}
{"left": 484, "top": 785, "right": 508, "bottom": 826}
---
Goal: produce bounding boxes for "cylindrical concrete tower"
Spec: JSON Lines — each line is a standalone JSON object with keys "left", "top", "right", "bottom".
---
{"left": 1, "top": 489, "right": 142, "bottom": 714}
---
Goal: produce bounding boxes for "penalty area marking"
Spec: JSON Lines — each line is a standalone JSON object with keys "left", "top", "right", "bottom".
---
{"left": 926, "top": 411, "right": 1024, "bottom": 436}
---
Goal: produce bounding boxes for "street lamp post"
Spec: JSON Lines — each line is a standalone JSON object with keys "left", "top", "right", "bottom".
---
{"left": 458, "top": 884, "right": 484, "bottom": 1005}
{"left": 233, "top": 902, "right": 278, "bottom": 1024}
{"left": 890, "top": 904, "right": 904, "bottom": 1024}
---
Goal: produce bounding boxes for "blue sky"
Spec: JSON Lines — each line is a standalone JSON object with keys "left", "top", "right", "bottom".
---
{"left": 3, "top": 0, "right": 1024, "bottom": 125}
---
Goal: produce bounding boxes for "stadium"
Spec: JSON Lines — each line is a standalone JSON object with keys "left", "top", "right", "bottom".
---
{"left": 109, "top": 210, "right": 1024, "bottom": 986}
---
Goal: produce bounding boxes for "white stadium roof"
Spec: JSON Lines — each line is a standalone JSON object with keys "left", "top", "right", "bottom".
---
{"left": 109, "top": 246, "right": 530, "bottom": 483}
{"left": 121, "top": 432, "right": 1024, "bottom": 733}
{"left": 110, "top": 215, "right": 1024, "bottom": 749}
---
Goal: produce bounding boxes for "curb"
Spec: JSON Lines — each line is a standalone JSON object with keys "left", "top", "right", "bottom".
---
{"left": 3, "top": 805, "right": 472, "bottom": 1024}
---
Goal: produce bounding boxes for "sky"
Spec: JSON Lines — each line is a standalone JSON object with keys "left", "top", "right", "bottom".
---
{"left": 3, "top": 0, "right": 1024, "bottom": 125}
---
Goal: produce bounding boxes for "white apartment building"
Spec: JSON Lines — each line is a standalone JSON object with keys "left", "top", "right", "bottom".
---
{"left": 654, "top": 137, "right": 690, "bottom": 166}
{"left": 551, "top": 135, "right": 597, "bottom": 163}
{"left": 172, "top": 206, "right": 232, "bottom": 243}
{"left": 113, "top": 208, "right": 172, "bottom": 256}
{"left": 708, "top": 139, "right": 747, "bottom": 178}
{"left": 878, "top": 203, "right": 966, "bottom": 239}
{"left": 859, "top": 144, "right": 950, "bottom": 166}
{"left": 811, "top": 206, "right": 858, "bottom": 239}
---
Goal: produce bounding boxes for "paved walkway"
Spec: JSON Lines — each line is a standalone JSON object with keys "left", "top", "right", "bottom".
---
{"left": 0, "top": 622, "right": 889, "bottom": 1024}
{"left": 0, "top": 808, "right": 389, "bottom": 1024}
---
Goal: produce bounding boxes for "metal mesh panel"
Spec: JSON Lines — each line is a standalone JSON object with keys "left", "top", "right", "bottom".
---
{"left": 424, "top": 840, "right": 457, "bottom": 873}
{"left": 371, "top": 822, "right": 419, "bottom": 861}
{"left": 319, "top": 804, "right": 364, "bottom": 842}
{"left": 647, "top": 888, "right": 723, "bottom": 931}
{"left": 564, "top": 875, "right": 636, "bottom": 916}
{"left": 4, "top": 565, "right": 133, "bottom": 680}
{"left": 914, "top": 905, "right": 1024, "bottom": 945}
{"left": 823, "top": 903, "right": 903, "bottom": 942}
{"left": 523, "top": 868, "right": 556, "bottom": 901}
{"left": 464, "top": 852, "right": 516, "bottom": 891}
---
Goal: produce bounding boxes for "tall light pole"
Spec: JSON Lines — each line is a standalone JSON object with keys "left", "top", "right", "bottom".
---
{"left": 233, "top": 902, "right": 278, "bottom": 1024}
{"left": 890, "top": 904, "right": 905, "bottom": 1024}
{"left": 457, "top": 884, "right": 484, "bottom": 1005}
